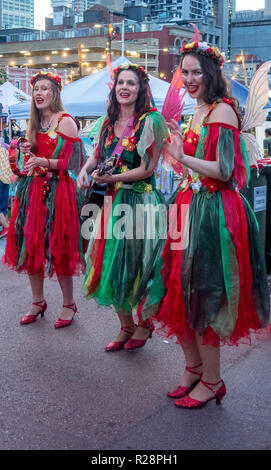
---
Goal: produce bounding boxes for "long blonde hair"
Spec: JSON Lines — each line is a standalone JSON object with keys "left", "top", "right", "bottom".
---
{"left": 27, "top": 77, "right": 65, "bottom": 151}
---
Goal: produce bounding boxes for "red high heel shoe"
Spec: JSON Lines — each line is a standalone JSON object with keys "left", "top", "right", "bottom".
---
{"left": 54, "top": 303, "right": 78, "bottom": 329}
{"left": 124, "top": 320, "right": 155, "bottom": 350}
{"left": 20, "top": 300, "right": 47, "bottom": 325}
{"left": 167, "top": 363, "right": 203, "bottom": 398}
{"left": 174, "top": 378, "right": 226, "bottom": 409}
{"left": 105, "top": 325, "right": 137, "bottom": 351}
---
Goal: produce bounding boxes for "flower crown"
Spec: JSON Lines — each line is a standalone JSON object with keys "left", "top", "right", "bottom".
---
{"left": 113, "top": 63, "right": 149, "bottom": 81}
{"left": 30, "top": 71, "right": 64, "bottom": 90}
{"left": 181, "top": 41, "right": 225, "bottom": 67}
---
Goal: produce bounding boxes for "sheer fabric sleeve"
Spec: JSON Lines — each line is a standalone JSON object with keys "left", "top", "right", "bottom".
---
{"left": 136, "top": 111, "right": 169, "bottom": 170}
{"left": 197, "top": 123, "right": 250, "bottom": 189}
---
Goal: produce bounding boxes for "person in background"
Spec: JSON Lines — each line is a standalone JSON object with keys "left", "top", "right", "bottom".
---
{"left": 0, "top": 143, "right": 13, "bottom": 238}
{"left": 263, "top": 128, "right": 271, "bottom": 157}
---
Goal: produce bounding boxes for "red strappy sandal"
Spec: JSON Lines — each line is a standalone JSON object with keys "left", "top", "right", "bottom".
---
{"left": 54, "top": 303, "right": 78, "bottom": 329}
{"left": 167, "top": 363, "right": 203, "bottom": 398}
{"left": 174, "top": 378, "right": 227, "bottom": 409}
{"left": 20, "top": 300, "right": 47, "bottom": 325}
{"left": 105, "top": 325, "right": 137, "bottom": 352}
{"left": 124, "top": 320, "right": 155, "bottom": 350}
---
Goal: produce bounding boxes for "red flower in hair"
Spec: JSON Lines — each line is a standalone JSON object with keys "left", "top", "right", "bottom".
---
{"left": 30, "top": 71, "right": 63, "bottom": 90}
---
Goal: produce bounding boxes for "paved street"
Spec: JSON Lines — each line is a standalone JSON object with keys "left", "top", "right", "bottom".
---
{"left": 0, "top": 237, "right": 271, "bottom": 451}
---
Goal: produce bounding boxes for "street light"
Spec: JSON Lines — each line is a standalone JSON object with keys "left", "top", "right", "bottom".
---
{"left": 108, "top": 24, "right": 117, "bottom": 60}
{"left": 78, "top": 43, "right": 84, "bottom": 78}
{"left": 236, "top": 49, "right": 248, "bottom": 86}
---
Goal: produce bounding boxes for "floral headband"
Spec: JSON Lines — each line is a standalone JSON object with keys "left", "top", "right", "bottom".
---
{"left": 113, "top": 63, "right": 149, "bottom": 81}
{"left": 181, "top": 41, "right": 225, "bottom": 67}
{"left": 30, "top": 71, "right": 64, "bottom": 90}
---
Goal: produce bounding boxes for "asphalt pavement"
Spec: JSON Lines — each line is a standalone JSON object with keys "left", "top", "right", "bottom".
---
{"left": 0, "top": 236, "right": 271, "bottom": 452}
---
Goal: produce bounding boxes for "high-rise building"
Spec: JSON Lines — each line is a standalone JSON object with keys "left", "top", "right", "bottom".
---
{"left": 0, "top": 0, "right": 34, "bottom": 29}
{"left": 124, "top": 0, "right": 213, "bottom": 21}
{"left": 51, "top": 1, "right": 73, "bottom": 25}
{"left": 231, "top": 0, "right": 271, "bottom": 62}
{"left": 213, "top": 0, "right": 230, "bottom": 56}
{"left": 84, "top": 0, "right": 124, "bottom": 12}
{"left": 72, "top": 0, "right": 92, "bottom": 15}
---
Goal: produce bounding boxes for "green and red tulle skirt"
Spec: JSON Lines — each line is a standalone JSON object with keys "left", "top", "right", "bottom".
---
{"left": 136, "top": 181, "right": 270, "bottom": 347}
{"left": 83, "top": 181, "right": 165, "bottom": 313}
{"left": 3, "top": 171, "right": 85, "bottom": 278}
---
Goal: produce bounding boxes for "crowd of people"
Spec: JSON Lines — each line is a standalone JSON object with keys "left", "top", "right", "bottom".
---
{"left": 1, "top": 34, "right": 270, "bottom": 410}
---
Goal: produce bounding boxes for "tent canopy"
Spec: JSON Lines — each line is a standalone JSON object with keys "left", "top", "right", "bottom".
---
{"left": 8, "top": 56, "right": 196, "bottom": 119}
{"left": 227, "top": 76, "right": 271, "bottom": 109}
{"left": 0, "top": 81, "right": 30, "bottom": 115}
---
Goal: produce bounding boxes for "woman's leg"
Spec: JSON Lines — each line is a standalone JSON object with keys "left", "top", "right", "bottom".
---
{"left": 174, "top": 339, "right": 203, "bottom": 387}
{"left": 187, "top": 334, "right": 221, "bottom": 401}
{"left": 57, "top": 275, "right": 76, "bottom": 320}
{"left": 0, "top": 212, "right": 9, "bottom": 229}
{"left": 111, "top": 310, "right": 136, "bottom": 342}
{"left": 25, "top": 274, "right": 45, "bottom": 316}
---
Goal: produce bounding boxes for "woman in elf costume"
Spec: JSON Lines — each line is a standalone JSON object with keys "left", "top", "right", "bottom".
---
{"left": 135, "top": 41, "right": 270, "bottom": 408}
{"left": 77, "top": 63, "right": 168, "bottom": 351}
{"left": 3, "top": 72, "right": 85, "bottom": 328}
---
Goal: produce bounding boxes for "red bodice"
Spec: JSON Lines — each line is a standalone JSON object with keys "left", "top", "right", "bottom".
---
{"left": 36, "top": 132, "right": 59, "bottom": 159}
{"left": 183, "top": 129, "right": 200, "bottom": 157}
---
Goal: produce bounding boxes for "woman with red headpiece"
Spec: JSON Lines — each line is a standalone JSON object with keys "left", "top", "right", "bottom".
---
{"left": 3, "top": 71, "right": 85, "bottom": 328}
{"left": 77, "top": 63, "right": 168, "bottom": 351}
{"left": 135, "top": 39, "right": 270, "bottom": 408}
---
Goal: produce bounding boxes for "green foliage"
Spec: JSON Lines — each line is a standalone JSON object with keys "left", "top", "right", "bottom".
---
{"left": 0, "top": 68, "right": 7, "bottom": 85}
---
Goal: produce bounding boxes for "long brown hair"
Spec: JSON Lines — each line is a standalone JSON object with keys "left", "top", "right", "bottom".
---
{"left": 180, "top": 52, "right": 241, "bottom": 120}
{"left": 27, "top": 77, "right": 64, "bottom": 151}
{"left": 107, "top": 65, "right": 152, "bottom": 128}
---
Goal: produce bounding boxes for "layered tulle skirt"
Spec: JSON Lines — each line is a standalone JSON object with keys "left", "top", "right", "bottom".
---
{"left": 136, "top": 184, "right": 270, "bottom": 347}
{"left": 83, "top": 183, "right": 165, "bottom": 313}
{"left": 3, "top": 172, "right": 85, "bottom": 277}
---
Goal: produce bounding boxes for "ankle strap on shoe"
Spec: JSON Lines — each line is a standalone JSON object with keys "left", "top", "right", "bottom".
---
{"left": 32, "top": 300, "right": 46, "bottom": 307}
{"left": 185, "top": 363, "right": 203, "bottom": 376}
{"left": 200, "top": 378, "right": 223, "bottom": 393}
{"left": 63, "top": 303, "right": 77, "bottom": 313}
{"left": 121, "top": 325, "right": 136, "bottom": 333}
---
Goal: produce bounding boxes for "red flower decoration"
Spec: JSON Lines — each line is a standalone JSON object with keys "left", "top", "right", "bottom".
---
{"left": 116, "top": 159, "right": 124, "bottom": 167}
{"left": 128, "top": 136, "right": 137, "bottom": 144}
{"left": 126, "top": 143, "right": 135, "bottom": 152}
{"left": 204, "top": 181, "right": 218, "bottom": 193}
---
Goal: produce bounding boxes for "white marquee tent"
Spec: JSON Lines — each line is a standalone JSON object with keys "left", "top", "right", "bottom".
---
{"left": 0, "top": 81, "right": 30, "bottom": 115}
{"left": 8, "top": 56, "right": 196, "bottom": 120}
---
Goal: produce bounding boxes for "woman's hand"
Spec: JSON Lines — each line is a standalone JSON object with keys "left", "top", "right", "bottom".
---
{"left": 164, "top": 119, "right": 185, "bottom": 162}
{"left": 19, "top": 141, "right": 32, "bottom": 155}
{"left": 77, "top": 167, "right": 90, "bottom": 190}
{"left": 23, "top": 153, "right": 45, "bottom": 172}
{"left": 91, "top": 169, "right": 114, "bottom": 185}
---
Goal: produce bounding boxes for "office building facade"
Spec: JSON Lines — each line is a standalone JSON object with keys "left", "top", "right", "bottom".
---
{"left": 125, "top": 0, "right": 212, "bottom": 21}
{"left": 0, "top": 0, "right": 34, "bottom": 29}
